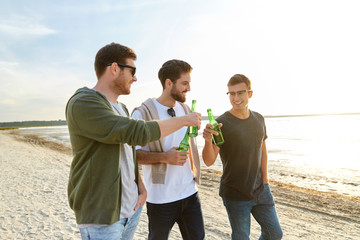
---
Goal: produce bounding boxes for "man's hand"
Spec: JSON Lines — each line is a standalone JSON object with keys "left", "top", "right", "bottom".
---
{"left": 202, "top": 123, "right": 223, "bottom": 143}
{"left": 157, "top": 112, "right": 202, "bottom": 139}
{"left": 202, "top": 123, "right": 222, "bottom": 167}
{"left": 166, "top": 147, "right": 189, "bottom": 166}
{"left": 134, "top": 175, "right": 147, "bottom": 211}
{"left": 183, "top": 112, "right": 202, "bottom": 129}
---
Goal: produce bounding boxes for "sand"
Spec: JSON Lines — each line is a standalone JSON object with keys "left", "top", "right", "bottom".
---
{"left": 0, "top": 130, "right": 359, "bottom": 240}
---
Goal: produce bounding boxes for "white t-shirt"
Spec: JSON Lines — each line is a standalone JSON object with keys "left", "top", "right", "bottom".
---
{"left": 132, "top": 99, "right": 197, "bottom": 204}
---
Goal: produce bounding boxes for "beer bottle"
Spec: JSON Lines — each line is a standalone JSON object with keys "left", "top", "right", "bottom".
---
{"left": 189, "top": 100, "right": 198, "bottom": 137}
{"left": 207, "top": 109, "right": 224, "bottom": 145}
{"left": 178, "top": 127, "right": 190, "bottom": 151}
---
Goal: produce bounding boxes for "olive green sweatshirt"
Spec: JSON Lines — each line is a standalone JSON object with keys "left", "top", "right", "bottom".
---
{"left": 65, "top": 87, "right": 160, "bottom": 224}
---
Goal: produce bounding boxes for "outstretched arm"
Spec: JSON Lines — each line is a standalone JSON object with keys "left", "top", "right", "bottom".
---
{"left": 202, "top": 123, "right": 221, "bottom": 166}
{"left": 156, "top": 112, "right": 201, "bottom": 139}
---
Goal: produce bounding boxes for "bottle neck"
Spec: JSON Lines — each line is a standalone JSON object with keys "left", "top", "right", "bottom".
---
{"left": 191, "top": 100, "right": 196, "bottom": 112}
{"left": 183, "top": 127, "right": 190, "bottom": 138}
{"left": 207, "top": 111, "right": 215, "bottom": 121}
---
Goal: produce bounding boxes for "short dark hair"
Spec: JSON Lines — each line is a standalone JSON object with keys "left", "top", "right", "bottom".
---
{"left": 94, "top": 42, "right": 137, "bottom": 79}
{"left": 158, "top": 59, "right": 192, "bottom": 89}
{"left": 227, "top": 74, "right": 251, "bottom": 89}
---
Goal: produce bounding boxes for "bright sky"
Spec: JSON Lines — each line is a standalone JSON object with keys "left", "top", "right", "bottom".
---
{"left": 1, "top": 0, "right": 360, "bottom": 122}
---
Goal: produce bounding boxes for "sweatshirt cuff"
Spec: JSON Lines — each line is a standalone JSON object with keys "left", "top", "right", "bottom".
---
{"left": 147, "top": 121, "right": 161, "bottom": 142}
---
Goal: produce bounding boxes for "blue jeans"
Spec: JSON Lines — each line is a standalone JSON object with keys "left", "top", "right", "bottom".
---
{"left": 79, "top": 205, "right": 142, "bottom": 240}
{"left": 222, "top": 184, "right": 283, "bottom": 240}
{"left": 146, "top": 192, "right": 205, "bottom": 240}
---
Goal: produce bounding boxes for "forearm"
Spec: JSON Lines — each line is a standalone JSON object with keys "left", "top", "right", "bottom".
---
{"left": 261, "top": 141, "right": 269, "bottom": 184}
{"left": 138, "top": 173, "right": 146, "bottom": 195}
{"left": 136, "top": 149, "right": 169, "bottom": 165}
{"left": 261, "top": 157, "right": 268, "bottom": 184}
{"left": 135, "top": 171, "right": 147, "bottom": 211}
{"left": 202, "top": 140, "right": 219, "bottom": 166}
{"left": 156, "top": 115, "right": 191, "bottom": 138}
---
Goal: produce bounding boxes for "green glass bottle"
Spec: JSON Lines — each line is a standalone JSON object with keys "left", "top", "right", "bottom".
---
{"left": 178, "top": 127, "right": 190, "bottom": 151}
{"left": 207, "top": 109, "right": 224, "bottom": 145}
{"left": 189, "top": 100, "right": 198, "bottom": 137}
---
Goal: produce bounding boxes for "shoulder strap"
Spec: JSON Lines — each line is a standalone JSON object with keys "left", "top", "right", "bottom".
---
{"left": 132, "top": 98, "right": 158, "bottom": 120}
{"left": 178, "top": 102, "right": 191, "bottom": 114}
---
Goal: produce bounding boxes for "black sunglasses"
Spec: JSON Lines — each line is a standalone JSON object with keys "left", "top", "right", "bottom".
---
{"left": 107, "top": 62, "right": 136, "bottom": 76}
{"left": 167, "top": 108, "right": 176, "bottom": 117}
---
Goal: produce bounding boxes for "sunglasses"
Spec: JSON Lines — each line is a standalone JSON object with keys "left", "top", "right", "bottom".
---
{"left": 107, "top": 62, "right": 136, "bottom": 76}
{"left": 167, "top": 108, "right": 176, "bottom": 117}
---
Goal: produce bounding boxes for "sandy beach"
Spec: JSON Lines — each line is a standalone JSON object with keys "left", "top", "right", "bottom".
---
{"left": 0, "top": 130, "right": 359, "bottom": 240}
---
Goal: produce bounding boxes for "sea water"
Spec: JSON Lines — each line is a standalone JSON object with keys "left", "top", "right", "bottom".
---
{"left": 17, "top": 114, "right": 360, "bottom": 197}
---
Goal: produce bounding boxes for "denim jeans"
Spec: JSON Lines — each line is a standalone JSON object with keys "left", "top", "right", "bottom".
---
{"left": 222, "top": 184, "right": 283, "bottom": 240}
{"left": 79, "top": 205, "right": 142, "bottom": 240}
{"left": 146, "top": 192, "right": 205, "bottom": 240}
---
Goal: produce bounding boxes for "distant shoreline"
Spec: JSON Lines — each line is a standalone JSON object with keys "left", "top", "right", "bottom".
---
{"left": 2, "top": 112, "right": 359, "bottom": 128}
{"left": 203, "top": 112, "right": 360, "bottom": 120}
{"left": 264, "top": 112, "right": 360, "bottom": 118}
{"left": 0, "top": 120, "right": 66, "bottom": 129}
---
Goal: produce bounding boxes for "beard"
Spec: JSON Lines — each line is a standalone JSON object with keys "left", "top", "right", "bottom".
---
{"left": 114, "top": 76, "right": 131, "bottom": 95}
{"left": 170, "top": 85, "right": 186, "bottom": 103}
{"left": 116, "top": 84, "right": 130, "bottom": 95}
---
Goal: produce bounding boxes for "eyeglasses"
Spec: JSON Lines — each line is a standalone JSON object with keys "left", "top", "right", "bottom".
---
{"left": 107, "top": 62, "right": 136, "bottom": 76}
{"left": 226, "top": 90, "right": 252, "bottom": 97}
{"left": 167, "top": 108, "right": 176, "bottom": 117}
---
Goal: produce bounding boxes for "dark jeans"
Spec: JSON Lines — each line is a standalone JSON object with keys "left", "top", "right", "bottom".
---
{"left": 222, "top": 184, "right": 283, "bottom": 240}
{"left": 146, "top": 192, "right": 205, "bottom": 240}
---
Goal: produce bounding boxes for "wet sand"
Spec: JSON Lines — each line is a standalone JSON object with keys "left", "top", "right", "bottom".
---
{"left": 0, "top": 130, "right": 359, "bottom": 239}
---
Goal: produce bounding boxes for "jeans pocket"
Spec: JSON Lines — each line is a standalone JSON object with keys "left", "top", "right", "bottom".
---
{"left": 258, "top": 184, "right": 274, "bottom": 205}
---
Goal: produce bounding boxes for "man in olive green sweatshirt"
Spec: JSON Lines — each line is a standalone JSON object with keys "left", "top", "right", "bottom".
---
{"left": 65, "top": 42, "right": 201, "bottom": 240}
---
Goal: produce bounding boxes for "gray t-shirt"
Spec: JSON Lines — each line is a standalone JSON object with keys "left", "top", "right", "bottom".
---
{"left": 217, "top": 110, "right": 267, "bottom": 201}
{"left": 110, "top": 102, "right": 138, "bottom": 218}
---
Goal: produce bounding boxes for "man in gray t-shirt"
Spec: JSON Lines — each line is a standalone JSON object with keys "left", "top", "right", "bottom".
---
{"left": 202, "top": 74, "right": 283, "bottom": 240}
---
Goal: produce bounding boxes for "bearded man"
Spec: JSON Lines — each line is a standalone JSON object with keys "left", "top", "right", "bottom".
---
{"left": 131, "top": 59, "right": 205, "bottom": 240}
